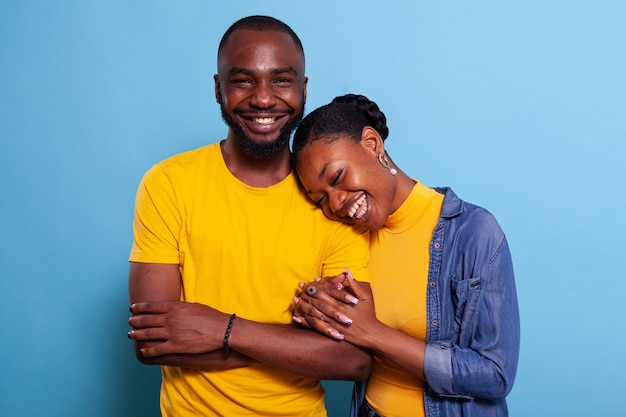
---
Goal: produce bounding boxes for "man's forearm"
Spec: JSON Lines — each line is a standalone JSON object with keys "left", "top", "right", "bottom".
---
{"left": 228, "top": 320, "right": 372, "bottom": 381}
{"left": 129, "top": 300, "right": 372, "bottom": 380}
{"left": 134, "top": 343, "right": 254, "bottom": 370}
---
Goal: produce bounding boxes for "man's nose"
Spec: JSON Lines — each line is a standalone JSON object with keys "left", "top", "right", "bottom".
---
{"left": 249, "top": 82, "right": 276, "bottom": 108}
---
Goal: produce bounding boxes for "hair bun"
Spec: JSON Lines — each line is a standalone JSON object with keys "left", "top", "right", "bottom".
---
{"left": 332, "top": 94, "right": 389, "bottom": 140}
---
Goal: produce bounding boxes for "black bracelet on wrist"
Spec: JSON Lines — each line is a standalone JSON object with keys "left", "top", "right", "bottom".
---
{"left": 223, "top": 313, "right": 237, "bottom": 355}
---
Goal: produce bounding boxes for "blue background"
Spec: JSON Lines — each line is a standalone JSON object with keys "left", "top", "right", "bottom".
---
{"left": 2, "top": 1, "right": 624, "bottom": 416}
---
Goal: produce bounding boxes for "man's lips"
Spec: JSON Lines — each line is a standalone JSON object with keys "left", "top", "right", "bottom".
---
{"left": 237, "top": 112, "right": 289, "bottom": 131}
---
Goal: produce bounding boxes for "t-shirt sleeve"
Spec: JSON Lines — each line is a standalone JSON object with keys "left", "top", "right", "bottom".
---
{"left": 129, "top": 163, "right": 182, "bottom": 264}
{"left": 321, "top": 224, "right": 370, "bottom": 283}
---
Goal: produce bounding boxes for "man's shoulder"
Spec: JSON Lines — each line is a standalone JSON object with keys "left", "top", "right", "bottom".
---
{"left": 138, "top": 143, "right": 221, "bottom": 189}
{"left": 159, "top": 143, "right": 219, "bottom": 167}
{"left": 144, "top": 143, "right": 219, "bottom": 176}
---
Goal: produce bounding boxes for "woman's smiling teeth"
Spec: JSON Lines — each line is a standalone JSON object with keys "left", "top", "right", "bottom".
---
{"left": 253, "top": 116, "right": 276, "bottom": 125}
{"left": 347, "top": 194, "right": 368, "bottom": 219}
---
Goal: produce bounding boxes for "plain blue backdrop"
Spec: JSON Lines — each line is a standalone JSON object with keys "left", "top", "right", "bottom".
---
{"left": 1, "top": 1, "right": 624, "bottom": 416}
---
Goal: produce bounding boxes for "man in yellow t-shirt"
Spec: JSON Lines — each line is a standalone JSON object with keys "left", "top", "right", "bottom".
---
{"left": 127, "top": 16, "right": 371, "bottom": 417}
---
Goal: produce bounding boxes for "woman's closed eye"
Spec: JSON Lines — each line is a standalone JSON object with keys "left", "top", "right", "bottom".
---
{"left": 315, "top": 195, "right": 326, "bottom": 207}
{"left": 331, "top": 169, "right": 343, "bottom": 185}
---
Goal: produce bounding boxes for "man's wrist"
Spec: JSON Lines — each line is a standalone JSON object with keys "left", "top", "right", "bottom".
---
{"left": 223, "top": 313, "right": 237, "bottom": 355}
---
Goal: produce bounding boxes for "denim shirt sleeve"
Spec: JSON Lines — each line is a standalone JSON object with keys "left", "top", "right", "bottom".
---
{"left": 424, "top": 190, "right": 520, "bottom": 402}
{"left": 424, "top": 341, "right": 457, "bottom": 396}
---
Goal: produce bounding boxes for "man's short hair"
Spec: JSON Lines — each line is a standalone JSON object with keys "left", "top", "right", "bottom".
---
{"left": 218, "top": 15, "right": 304, "bottom": 59}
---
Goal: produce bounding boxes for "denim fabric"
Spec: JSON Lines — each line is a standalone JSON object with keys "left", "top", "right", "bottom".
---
{"left": 351, "top": 187, "right": 520, "bottom": 417}
{"left": 358, "top": 399, "right": 384, "bottom": 417}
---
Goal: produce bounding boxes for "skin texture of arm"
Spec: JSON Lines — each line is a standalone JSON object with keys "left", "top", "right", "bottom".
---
{"left": 128, "top": 262, "right": 372, "bottom": 380}
{"left": 128, "top": 262, "right": 253, "bottom": 369}
{"left": 294, "top": 271, "right": 426, "bottom": 380}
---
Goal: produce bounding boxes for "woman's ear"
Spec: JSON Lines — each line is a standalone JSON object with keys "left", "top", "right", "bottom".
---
{"left": 361, "top": 126, "right": 385, "bottom": 156}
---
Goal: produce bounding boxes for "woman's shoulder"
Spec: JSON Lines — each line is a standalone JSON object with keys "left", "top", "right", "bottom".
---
{"left": 437, "top": 187, "right": 507, "bottom": 251}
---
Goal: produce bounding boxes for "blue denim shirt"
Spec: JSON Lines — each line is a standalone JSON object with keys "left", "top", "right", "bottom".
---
{"left": 351, "top": 187, "right": 520, "bottom": 417}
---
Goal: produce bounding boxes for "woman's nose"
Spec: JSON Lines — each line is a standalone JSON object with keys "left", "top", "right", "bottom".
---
{"left": 328, "top": 192, "right": 346, "bottom": 214}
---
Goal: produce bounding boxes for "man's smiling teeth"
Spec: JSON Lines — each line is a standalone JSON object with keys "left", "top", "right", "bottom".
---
{"left": 253, "top": 117, "right": 276, "bottom": 125}
{"left": 347, "top": 194, "right": 368, "bottom": 219}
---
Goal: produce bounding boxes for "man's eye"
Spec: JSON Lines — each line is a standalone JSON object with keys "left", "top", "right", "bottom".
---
{"left": 274, "top": 77, "right": 293, "bottom": 86}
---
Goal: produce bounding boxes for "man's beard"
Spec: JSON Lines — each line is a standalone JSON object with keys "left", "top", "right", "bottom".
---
{"left": 220, "top": 105, "right": 304, "bottom": 160}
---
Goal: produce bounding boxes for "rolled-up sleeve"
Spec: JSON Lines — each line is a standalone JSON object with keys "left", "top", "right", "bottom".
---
{"left": 424, "top": 342, "right": 457, "bottom": 396}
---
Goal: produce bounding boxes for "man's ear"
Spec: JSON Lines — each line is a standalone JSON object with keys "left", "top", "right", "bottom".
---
{"left": 302, "top": 76, "right": 308, "bottom": 104}
{"left": 361, "top": 126, "right": 385, "bottom": 156}
{"left": 214, "top": 75, "right": 221, "bottom": 104}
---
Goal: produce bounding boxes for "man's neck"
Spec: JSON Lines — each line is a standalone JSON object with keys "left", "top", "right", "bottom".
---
{"left": 220, "top": 139, "right": 292, "bottom": 187}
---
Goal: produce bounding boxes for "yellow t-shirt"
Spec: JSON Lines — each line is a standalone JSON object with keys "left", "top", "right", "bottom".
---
{"left": 129, "top": 143, "right": 370, "bottom": 417}
{"left": 365, "top": 181, "right": 443, "bottom": 417}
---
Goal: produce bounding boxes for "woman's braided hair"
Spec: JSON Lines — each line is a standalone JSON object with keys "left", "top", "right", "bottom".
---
{"left": 292, "top": 94, "right": 389, "bottom": 164}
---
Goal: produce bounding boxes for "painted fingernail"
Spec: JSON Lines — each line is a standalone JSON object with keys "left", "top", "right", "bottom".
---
{"left": 298, "top": 282, "right": 304, "bottom": 289}
{"left": 329, "top": 329, "right": 344, "bottom": 340}
{"left": 314, "top": 277, "right": 321, "bottom": 282}
{"left": 292, "top": 296, "right": 300, "bottom": 304}
{"left": 338, "top": 314, "right": 353, "bottom": 325}
{"left": 346, "top": 294, "right": 359, "bottom": 304}
{"left": 292, "top": 316, "right": 303, "bottom": 324}
{"left": 336, "top": 282, "right": 344, "bottom": 290}
{"left": 344, "top": 268, "right": 356, "bottom": 281}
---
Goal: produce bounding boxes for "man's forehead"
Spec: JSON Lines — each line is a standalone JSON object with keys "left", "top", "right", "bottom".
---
{"left": 218, "top": 30, "right": 304, "bottom": 74}
{"left": 223, "top": 29, "right": 298, "bottom": 50}
{"left": 219, "top": 29, "right": 302, "bottom": 59}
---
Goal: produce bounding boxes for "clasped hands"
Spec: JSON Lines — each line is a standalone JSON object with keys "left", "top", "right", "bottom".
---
{"left": 292, "top": 268, "right": 375, "bottom": 343}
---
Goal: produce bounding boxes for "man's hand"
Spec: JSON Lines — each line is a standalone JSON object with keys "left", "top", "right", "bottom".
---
{"left": 128, "top": 301, "right": 230, "bottom": 357}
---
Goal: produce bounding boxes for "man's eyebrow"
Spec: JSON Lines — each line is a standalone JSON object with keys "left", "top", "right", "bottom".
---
{"left": 227, "top": 67, "right": 253, "bottom": 76}
{"left": 272, "top": 66, "right": 300, "bottom": 76}
{"left": 227, "top": 66, "right": 300, "bottom": 77}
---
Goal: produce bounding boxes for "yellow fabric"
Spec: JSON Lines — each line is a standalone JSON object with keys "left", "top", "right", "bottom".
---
{"left": 129, "top": 143, "right": 370, "bottom": 417}
{"left": 365, "top": 181, "right": 443, "bottom": 417}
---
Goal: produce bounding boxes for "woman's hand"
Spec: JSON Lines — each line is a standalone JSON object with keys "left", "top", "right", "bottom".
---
{"left": 293, "top": 269, "right": 377, "bottom": 345}
{"left": 295, "top": 270, "right": 428, "bottom": 380}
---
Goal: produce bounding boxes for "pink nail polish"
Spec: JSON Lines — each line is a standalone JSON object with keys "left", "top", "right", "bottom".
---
{"left": 346, "top": 294, "right": 359, "bottom": 304}
{"left": 344, "top": 268, "right": 356, "bottom": 281}
{"left": 329, "top": 330, "right": 344, "bottom": 340}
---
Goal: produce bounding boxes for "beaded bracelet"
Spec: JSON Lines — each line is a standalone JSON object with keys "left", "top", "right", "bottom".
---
{"left": 223, "top": 313, "right": 237, "bottom": 355}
